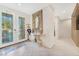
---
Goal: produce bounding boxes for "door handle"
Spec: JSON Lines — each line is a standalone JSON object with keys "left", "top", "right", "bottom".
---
{"left": 14, "top": 29, "right": 16, "bottom": 31}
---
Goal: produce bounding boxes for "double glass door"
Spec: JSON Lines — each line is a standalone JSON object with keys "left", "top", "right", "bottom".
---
{"left": 0, "top": 12, "right": 25, "bottom": 45}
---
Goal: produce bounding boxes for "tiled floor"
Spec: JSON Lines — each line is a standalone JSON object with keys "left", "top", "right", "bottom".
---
{"left": 0, "top": 39, "right": 79, "bottom": 56}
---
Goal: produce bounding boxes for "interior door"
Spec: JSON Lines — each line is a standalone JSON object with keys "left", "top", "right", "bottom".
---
{"left": 2, "top": 13, "right": 13, "bottom": 44}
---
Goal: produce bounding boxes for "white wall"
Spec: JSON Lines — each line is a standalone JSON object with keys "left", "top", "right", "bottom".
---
{"left": 42, "top": 6, "right": 58, "bottom": 48}
{"left": 58, "top": 19, "right": 71, "bottom": 39}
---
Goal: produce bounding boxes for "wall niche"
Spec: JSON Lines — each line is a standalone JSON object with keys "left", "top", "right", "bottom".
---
{"left": 76, "top": 15, "right": 79, "bottom": 30}
{"left": 72, "top": 3, "right": 79, "bottom": 47}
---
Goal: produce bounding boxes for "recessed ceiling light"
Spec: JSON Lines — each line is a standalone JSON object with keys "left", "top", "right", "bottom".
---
{"left": 17, "top": 3, "right": 22, "bottom": 6}
{"left": 62, "top": 10, "right": 66, "bottom": 14}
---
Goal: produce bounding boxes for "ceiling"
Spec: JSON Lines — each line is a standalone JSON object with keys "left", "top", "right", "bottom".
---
{"left": 0, "top": 3, "right": 50, "bottom": 14}
{"left": 52, "top": 3, "right": 76, "bottom": 20}
{"left": 0, "top": 3, "right": 76, "bottom": 20}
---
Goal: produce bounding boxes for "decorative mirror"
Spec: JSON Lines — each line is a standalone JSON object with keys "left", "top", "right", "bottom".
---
{"left": 32, "top": 10, "right": 43, "bottom": 34}
{"left": 35, "top": 16, "right": 39, "bottom": 29}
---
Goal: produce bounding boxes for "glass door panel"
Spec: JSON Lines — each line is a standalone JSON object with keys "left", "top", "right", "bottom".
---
{"left": 2, "top": 13, "right": 13, "bottom": 44}
{"left": 19, "top": 17, "right": 25, "bottom": 39}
